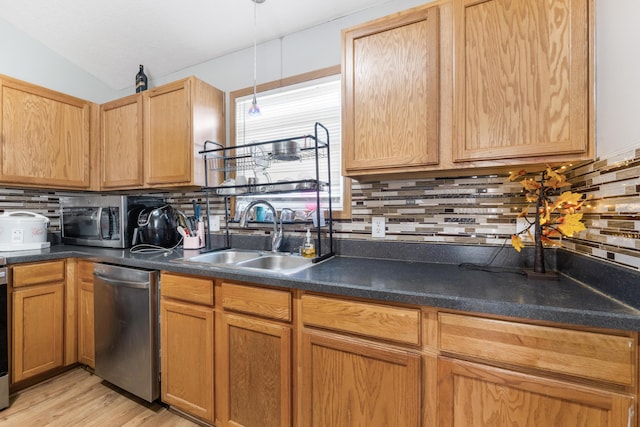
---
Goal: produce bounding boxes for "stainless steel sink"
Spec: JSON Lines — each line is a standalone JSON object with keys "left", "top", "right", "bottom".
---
{"left": 183, "top": 249, "right": 262, "bottom": 265}
{"left": 179, "top": 249, "right": 316, "bottom": 275}
{"left": 236, "top": 254, "right": 313, "bottom": 274}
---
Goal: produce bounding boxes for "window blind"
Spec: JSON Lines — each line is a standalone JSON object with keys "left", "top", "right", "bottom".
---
{"left": 234, "top": 76, "right": 342, "bottom": 212}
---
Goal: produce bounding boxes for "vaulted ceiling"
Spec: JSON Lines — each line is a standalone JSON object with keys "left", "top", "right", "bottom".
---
{"left": 0, "top": 0, "right": 390, "bottom": 90}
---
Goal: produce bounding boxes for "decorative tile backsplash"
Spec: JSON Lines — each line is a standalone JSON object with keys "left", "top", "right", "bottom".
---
{"left": 0, "top": 148, "right": 638, "bottom": 272}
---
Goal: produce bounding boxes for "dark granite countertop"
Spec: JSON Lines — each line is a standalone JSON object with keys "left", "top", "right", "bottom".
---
{"left": 3, "top": 242, "right": 640, "bottom": 332}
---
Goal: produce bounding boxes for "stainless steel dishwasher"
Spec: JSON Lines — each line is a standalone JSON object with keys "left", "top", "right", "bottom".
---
{"left": 93, "top": 263, "right": 159, "bottom": 402}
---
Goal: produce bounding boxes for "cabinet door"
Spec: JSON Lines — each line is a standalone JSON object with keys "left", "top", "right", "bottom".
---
{"left": 0, "top": 77, "right": 90, "bottom": 188}
{"left": 438, "top": 357, "right": 635, "bottom": 427}
{"left": 77, "top": 263, "right": 94, "bottom": 368}
{"left": 144, "top": 79, "right": 192, "bottom": 186}
{"left": 218, "top": 313, "right": 291, "bottom": 427}
{"left": 100, "top": 94, "right": 144, "bottom": 189}
{"left": 453, "top": 0, "right": 590, "bottom": 162}
{"left": 160, "top": 299, "right": 214, "bottom": 424}
{"left": 301, "top": 329, "right": 421, "bottom": 427}
{"left": 342, "top": 5, "right": 439, "bottom": 175}
{"left": 12, "top": 283, "right": 65, "bottom": 383}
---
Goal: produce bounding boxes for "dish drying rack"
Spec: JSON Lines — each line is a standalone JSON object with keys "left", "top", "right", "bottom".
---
{"left": 199, "top": 122, "right": 334, "bottom": 262}
{"left": 205, "top": 135, "right": 327, "bottom": 175}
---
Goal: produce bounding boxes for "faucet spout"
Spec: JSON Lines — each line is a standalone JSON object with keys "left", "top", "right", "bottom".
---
{"left": 238, "top": 199, "right": 282, "bottom": 252}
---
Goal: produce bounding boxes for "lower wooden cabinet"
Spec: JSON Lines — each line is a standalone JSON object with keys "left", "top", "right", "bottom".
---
{"left": 438, "top": 357, "right": 635, "bottom": 427}
{"left": 11, "top": 260, "right": 67, "bottom": 384}
{"left": 77, "top": 261, "right": 94, "bottom": 368}
{"left": 300, "top": 329, "right": 421, "bottom": 427}
{"left": 12, "top": 282, "right": 65, "bottom": 383}
{"left": 218, "top": 313, "right": 291, "bottom": 427}
{"left": 217, "top": 281, "right": 292, "bottom": 427}
{"left": 160, "top": 272, "right": 215, "bottom": 424}
{"left": 161, "top": 299, "right": 215, "bottom": 423}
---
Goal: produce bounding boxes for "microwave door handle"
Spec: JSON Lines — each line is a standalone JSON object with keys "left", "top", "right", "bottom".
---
{"left": 97, "top": 208, "right": 112, "bottom": 240}
{"left": 96, "top": 208, "right": 104, "bottom": 240}
{"left": 106, "top": 208, "right": 114, "bottom": 240}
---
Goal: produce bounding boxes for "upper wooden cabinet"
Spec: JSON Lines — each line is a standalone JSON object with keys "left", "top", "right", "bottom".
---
{"left": 342, "top": 4, "right": 440, "bottom": 176}
{"left": 144, "top": 77, "right": 224, "bottom": 188}
{"left": 100, "top": 94, "right": 144, "bottom": 189}
{"left": 342, "top": 0, "right": 593, "bottom": 178}
{"left": 0, "top": 76, "right": 92, "bottom": 189}
{"left": 100, "top": 76, "right": 225, "bottom": 190}
{"left": 453, "top": 0, "right": 592, "bottom": 163}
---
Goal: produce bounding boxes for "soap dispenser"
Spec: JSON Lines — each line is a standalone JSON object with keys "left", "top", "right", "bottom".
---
{"left": 301, "top": 228, "right": 316, "bottom": 258}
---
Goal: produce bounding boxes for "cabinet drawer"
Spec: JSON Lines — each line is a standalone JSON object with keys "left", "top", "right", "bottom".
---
{"left": 12, "top": 260, "right": 65, "bottom": 288}
{"left": 301, "top": 294, "right": 420, "bottom": 345}
{"left": 161, "top": 272, "right": 214, "bottom": 306}
{"left": 439, "top": 312, "right": 636, "bottom": 386}
{"left": 221, "top": 282, "right": 291, "bottom": 322}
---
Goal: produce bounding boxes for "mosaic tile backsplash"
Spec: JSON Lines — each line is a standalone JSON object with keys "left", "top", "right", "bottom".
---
{"left": 0, "top": 147, "right": 638, "bottom": 272}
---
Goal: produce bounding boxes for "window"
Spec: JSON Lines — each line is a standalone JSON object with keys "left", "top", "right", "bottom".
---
{"left": 230, "top": 66, "right": 350, "bottom": 219}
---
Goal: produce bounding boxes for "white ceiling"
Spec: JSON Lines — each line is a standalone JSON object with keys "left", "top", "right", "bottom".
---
{"left": 0, "top": 0, "right": 390, "bottom": 90}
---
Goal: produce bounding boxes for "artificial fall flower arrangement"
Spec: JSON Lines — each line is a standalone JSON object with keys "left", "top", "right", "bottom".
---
{"left": 508, "top": 166, "right": 591, "bottom": 276}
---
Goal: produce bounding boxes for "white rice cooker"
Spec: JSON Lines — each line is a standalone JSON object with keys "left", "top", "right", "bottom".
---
{"left": 0, "top": 211, "right": 51, "bottom": 251}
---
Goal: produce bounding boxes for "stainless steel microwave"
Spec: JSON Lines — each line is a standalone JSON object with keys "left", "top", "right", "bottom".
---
{"left": 60, "top": 195, "right": 164, "bottom": 248}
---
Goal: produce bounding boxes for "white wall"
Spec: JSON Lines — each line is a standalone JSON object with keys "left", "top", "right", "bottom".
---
{"left": 0, "top": 17, "right": 114, "bottom": 102}
{"left": 110, "top": 0, "right": 428, "bottom": 99}
{"left": 595, "top": 0, "right": 640, "bottom": 157}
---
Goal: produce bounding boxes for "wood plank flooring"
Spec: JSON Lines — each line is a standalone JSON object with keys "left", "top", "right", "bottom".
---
{"left": 0, "top": 367, "right": 200, "bottom": 426}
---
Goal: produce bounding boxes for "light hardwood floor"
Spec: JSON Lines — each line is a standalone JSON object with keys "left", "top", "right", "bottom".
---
{"left": 0, "top": 368, "right": 199, "bottom": 426}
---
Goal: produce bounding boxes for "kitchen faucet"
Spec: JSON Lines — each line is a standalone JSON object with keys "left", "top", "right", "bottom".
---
{"left": 239, "top": 200, "right": 282, "bottom": 252}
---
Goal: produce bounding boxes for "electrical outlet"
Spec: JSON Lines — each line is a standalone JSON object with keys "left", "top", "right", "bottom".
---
{"left": 209, "top": 215, "right": 221, "bottom": 232}
{"left": 516, "top": 217, "right": 531, "bottom": 240}
{"left": 372, "top": 217, "right": 386, "bottom": 238}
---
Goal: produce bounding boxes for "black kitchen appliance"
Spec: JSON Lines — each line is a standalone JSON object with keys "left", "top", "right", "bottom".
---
{"left": 131, "top": 204, "right": 180, "bottom": 248}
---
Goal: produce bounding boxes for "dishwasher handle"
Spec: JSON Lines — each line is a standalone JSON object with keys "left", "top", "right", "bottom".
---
{"left": 94, "top": 273, "right": 150, "bottom": 289}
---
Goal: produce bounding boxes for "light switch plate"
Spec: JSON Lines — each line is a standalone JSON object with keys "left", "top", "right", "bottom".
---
{"left": 372, "top": 217, "right": 385, "bottom": 238}
{"left": 209, "top": 215, "right": 221, "bottom": 232}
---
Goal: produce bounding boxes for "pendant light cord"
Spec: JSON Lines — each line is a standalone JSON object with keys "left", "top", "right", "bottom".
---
{"left": 252, "top": 0, "right": 258, "bottom": 99}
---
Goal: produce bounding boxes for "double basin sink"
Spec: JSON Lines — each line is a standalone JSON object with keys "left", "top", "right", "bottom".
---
{"left": 179, "top": 249, "right": 315, "bottom": 275}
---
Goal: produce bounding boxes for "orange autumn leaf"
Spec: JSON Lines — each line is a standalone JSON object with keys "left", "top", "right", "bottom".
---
{"left": 525, "top": 193, "right": 539, "bottom": 203}
{"left": 544, "top": 166, "right": 571, "bottom": 188}
{"left": 558, "top": 213, "right": 586, "bottom": 237}
{"left": 521, "top": 179, "right": 541, "bottom": 191}
{"left": 517, "top": 206, "right": 530, "bottom": 218}
{"left": 511, "top": 235, "right": 525, "bottom": 252}
{"left": 508, "top": 170, "right": 527, "bottom": 181}
{"left": 556, "top": 191, "right": 583, "bottom": 207}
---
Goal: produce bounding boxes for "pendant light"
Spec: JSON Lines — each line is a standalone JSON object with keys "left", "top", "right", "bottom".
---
{"left": 248, "top": 0, "right": 265, "bottom": 116}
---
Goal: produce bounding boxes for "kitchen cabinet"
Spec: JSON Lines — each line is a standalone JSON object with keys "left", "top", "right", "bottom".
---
{"left": 438, "top": 312, "right": 637, "bottom": 427}
{"left": 76, "top": 260, "right": 94, "bottom": 368}
{"left": 100, "top": 94, "right": 144, "bottom": 189}
{"left": 342, "top": 4, "right": 440, "bottom": 177}
{"left": 453, "top": 0, "right": 592, "bottom": 164}
{"left": 160, "top": 272, "right": 215, "bottom": 425}
{"left": 217, "top": 282, "right": 292, "bottom": 427}
{"left": 100, "top": 76, "right": 225, "bottom": 190}
{"left": 438, "top": 358, "right": 635, "bottom": 427}
{"left": 342, "top": 0, "right": 594, "bottom": 178}
{"left": 0, "top": 75, "right": 92, "bottom": 189}
{"left": 143, "top": 77, "right": 225, "bottom": 188}
{"left": 299, "top": 294, "right": 422, "bottom": 427}
{"left": 11, "top": 260, "right": 66, "bottom": 384}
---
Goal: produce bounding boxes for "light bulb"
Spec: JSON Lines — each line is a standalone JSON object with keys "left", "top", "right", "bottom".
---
{"left": 248, "top": 95, "right": 261, "bottom": 116}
